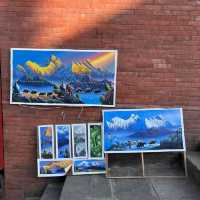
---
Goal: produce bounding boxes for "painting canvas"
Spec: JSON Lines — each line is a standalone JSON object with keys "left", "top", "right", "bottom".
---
{"left": 103, "top": 108, "right": 186, "bottom": 153}
{"left": 88, "top": 123, "right": 103, "bottom": 159}
{"left": 37, "top": 159, "right": 72, "bottom": 177}
{"left": 72, "top": 124, "right": 87, "bottom": 159}
{"left": 10, "top": 48, "right": 117, "bottom": 107}
{"left": 73, "top": 159, "right": 105, "bottom": 175}
{"left": 55, "top": 125, "right": 71, "bottom": 159}
{"left": 38, "top": 125, "right": 54, "bottom": 159}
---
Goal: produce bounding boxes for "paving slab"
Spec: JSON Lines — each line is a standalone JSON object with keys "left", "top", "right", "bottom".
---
{"left": 40, "top": 183, "right": 63, "bottom": 200}
{"left": 60, "top": 175, "right": 200, "bottom": 200}
{"left": 59, "top": 153, "right": 200, "bottom": 200}
{"left": 151, "top": 178, "right": 200, "bottom": 200}
{"left": 187, "top": 151, "right": 200, "bottom": 184}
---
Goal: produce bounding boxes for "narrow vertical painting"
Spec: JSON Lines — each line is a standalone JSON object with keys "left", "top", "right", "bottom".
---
{"left": 37, "top": 159, "right": 72, "bottom": 177}
{"left": 88, "top": 123, "right": 103, "bottom": 159}
{"left": 38, "top": 125, "right": 54, "bottom": 159}
{"left": 73, "top": 159, "right": 105, "bottom": 175}
{"left": 55, "top": 125, "right": 71, "bottom": 159}
{"left": 10, "top": 48, "right": 117, "bottom": 107}
{"left": 72, "top": 124, "right": 87, "bottom": 159}
{"left": 103, "top": 108, "right": 186, "bottom": 153}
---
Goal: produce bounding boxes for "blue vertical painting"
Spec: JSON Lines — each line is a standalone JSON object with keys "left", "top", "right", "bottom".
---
{"left": 38, "top": 125, "right": 54, "bottom": 159}
{"left": 10, "top": 48, "right": 117, "bottom": 107}
{"left": 103, "top": 108, "right": 186, "bottom": 153}
{"left": 55, "top": 125, "right": 71, "bottom": 158}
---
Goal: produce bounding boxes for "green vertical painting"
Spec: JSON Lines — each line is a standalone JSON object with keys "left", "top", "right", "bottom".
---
{"left": 88, "top": 123, "right": 103, "bottom": 158}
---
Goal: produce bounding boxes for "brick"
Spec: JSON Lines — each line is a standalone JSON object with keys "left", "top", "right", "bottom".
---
{"left": 1, "top": 0, "right": 200, "bottom": 199}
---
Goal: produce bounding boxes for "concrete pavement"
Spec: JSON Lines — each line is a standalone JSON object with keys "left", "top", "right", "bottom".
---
{"left": 59, "top": 175, "right": 200, "bottom": 200}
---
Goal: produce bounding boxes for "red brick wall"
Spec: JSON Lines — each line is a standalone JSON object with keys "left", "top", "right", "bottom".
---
{"left": 1, "top": 0, "right": 200, "bottom": 199}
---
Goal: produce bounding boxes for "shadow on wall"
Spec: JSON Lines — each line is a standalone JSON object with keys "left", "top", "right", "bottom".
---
{"left": 1, "top": 0, "right": 199, "bottom": 199}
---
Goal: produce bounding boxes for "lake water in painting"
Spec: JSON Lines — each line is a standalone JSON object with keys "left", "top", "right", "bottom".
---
{"left": 103, "top": 108, "right": 185, "bottom": 153}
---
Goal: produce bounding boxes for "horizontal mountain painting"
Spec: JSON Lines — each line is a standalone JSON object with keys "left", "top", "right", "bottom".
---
{"left": 72, "top": 124, "right": 87, "bottom": 159}
{"left": 73, "top": 159, "right": 105, "bottom": 175}
{"left": 88, "top": 123, "right": 103, "bottom": 159}
{"left": 103, "top": 108, "right": 186, "bottom": 153}
{"left": 55, "top": 125, "right": 71, "bottom": 159}
{"left": 37, "top": 159, "right": 72, "bottom": 177}
{"left": 38, "top": 125, "right": 54, "bottom": 159}
{"left": 10, "top": 48, "right": 117, "bottom": 107}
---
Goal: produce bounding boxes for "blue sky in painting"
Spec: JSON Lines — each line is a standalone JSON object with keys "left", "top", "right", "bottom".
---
{"left": 12, "top": 49, "right": 115, "bottom": 81}
{"left": 104, "top": 109, "right": 181, "bottom": 129}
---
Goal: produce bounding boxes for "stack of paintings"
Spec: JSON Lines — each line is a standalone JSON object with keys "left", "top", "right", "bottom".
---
{"left": 72, "top": 123, "right": 105, "bottom": 175}
{"left": 37, "top": 125, "right": 72, "bottom": 177}
{"left": 37, "top": 123, "right": 105, "bottom": 177}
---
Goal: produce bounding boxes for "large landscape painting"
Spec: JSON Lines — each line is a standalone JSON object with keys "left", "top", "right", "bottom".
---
{"left": 103, "top": 108, "right": 186, "bottom": 153}
{"left": 10, "top": 48, "right": 117, "bottom": 106}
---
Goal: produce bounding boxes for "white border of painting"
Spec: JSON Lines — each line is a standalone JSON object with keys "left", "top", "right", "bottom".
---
{"left": 88, "top": 123, "right": 104, "bottom": 159}
{"left": 102, "top": 107, "right": 186, "bottom": 153}
{"left": 72, "top": 159, "right": 106, "bottom": 175}
{"left": 38, "top": 125, "right": 55, "bottom": 159}
{"left": 72, "top": 124, "right": 88, "bottom": 159}
{"left": 37, "top": 158, "right": 72, "bottom": 177}
{"left": 55, "top": 124, "right": 71, "bottom": 159}
{"left": 10, "top": 48, "right": 118, "bottom": 107}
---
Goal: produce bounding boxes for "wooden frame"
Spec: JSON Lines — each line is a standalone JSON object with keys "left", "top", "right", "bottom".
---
{"left": 105, "top": 151, "right": 188, "bottom": 179}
